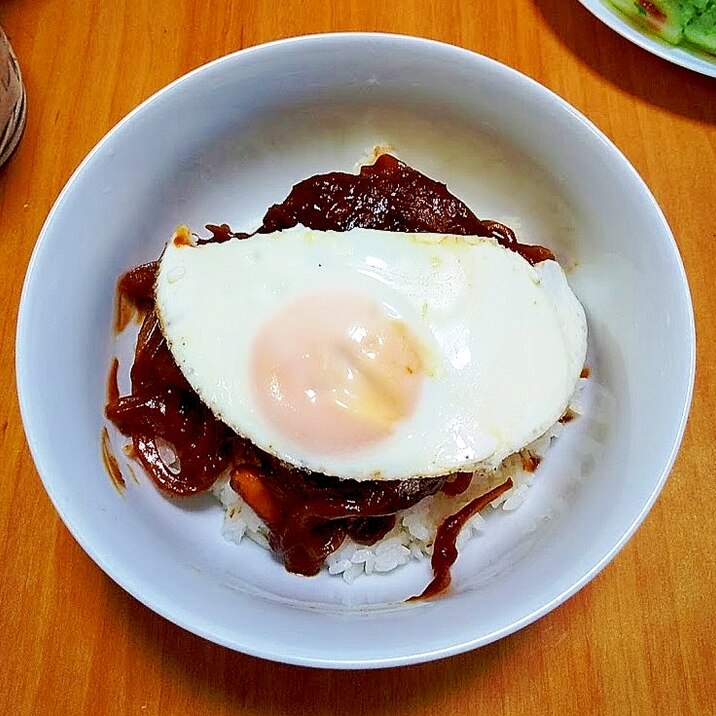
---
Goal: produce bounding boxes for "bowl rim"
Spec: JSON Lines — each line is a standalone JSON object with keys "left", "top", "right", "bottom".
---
{"left": 15, "top": 32, "right": 697, "bottom": 668}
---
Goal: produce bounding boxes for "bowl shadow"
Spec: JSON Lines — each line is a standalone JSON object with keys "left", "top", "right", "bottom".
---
{"left": 532, "top": 0, "right": 716, "bottom": 124}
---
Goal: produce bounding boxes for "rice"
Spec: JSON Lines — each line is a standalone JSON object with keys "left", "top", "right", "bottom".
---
{"left": 213, "top": 378, "right": 587, "bottom": 583}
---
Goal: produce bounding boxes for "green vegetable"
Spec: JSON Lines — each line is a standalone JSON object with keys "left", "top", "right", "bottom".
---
{"left": 607, "top": 0, "right": 716, "bottom": 54}
{"left": 685, "top": 5, "right": 716, "bottom": 53}
{"left": 608, "top": 0, "right": 692, "bottom": 44}
{"left": 684, "top": 0, "right": 712, "bottom": 13}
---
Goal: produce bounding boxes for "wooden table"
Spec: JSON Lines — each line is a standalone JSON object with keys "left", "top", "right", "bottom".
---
{"left": 1, "top": 1, "right": 714, "bottom": 713}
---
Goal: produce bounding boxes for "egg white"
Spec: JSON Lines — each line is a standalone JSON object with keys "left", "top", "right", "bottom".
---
{"left": 155, "top": 226, "right": 587, "bottom": 481}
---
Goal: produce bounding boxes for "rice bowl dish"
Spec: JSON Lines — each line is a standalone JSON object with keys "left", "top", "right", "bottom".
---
{"left": 104, "top": 153, "right": 588, "bottom": 598}
{"left": 16, "top": 34, "right": 694, "bottom": 666}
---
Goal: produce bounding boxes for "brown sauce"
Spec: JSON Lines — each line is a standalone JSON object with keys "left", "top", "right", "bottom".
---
{"left": 106, "top": 357, "right": 119, "bottom": 404}
{"left": 559, "top": 409, "right": 577, "bottom": 425}
{"left": 414, "top": 478, "right": 513, "bottom": 600}
{"left": 520, "top": 450, "right": 541, "bottom": 473}
{"left": 201, "top": 223, "right": 250, "bottom": 244}
{"left": 125, "top": 462, "right": 140, "bottom": 485}
{"left": 104, "top": 154, "right": 555, "bottom": 590}
{"left": 259, "top": 154, "right": 554, "bottom": 266}
{"left": 114, "top": 295, "right": 134, "bottom": 335}
{"left": 440, "top": 472, "right": 474, "bottom": 497}
{"left": 230, "top": 459, "right": 446, "bottom": 576}
{"left": 101, "top": 426, "right": 125, "bottom": 493}
{"left": 114, "top": 261, "right": 159, "bottom": 334}
{"left": 105, "top": 304, "right": 236, "bottom": 496}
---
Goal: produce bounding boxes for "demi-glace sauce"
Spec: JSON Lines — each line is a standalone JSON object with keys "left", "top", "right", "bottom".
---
{"left": 259, "top": 154, "right": 555, "bottom": 266}
{"left": 414, "top": 478, "right": 513, "bottom": 600}
{"left": 105, "top": 154, "right": 549, "bottom": 593}
{"left": 230, "top": 460, "right": 448, "bottom": 576}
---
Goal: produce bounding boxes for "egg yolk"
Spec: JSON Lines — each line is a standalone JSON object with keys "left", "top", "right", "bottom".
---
{"left": 251, "top": 290, "right": 426, "bottom": 456}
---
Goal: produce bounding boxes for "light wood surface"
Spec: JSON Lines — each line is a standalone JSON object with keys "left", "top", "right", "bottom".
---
{"left": 1, "top": 1, "right": 714, "bottom": 713}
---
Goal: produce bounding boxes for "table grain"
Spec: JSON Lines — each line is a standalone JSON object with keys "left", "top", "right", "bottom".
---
{"left": 1, "top": 1, "right": 714, "bottom": 713}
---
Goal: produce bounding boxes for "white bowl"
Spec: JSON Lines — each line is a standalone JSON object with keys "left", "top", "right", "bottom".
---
{"left": 16, "top": 33, "right": 695, "bottom": 668}
{"left": 578, "top": 0, "right": 716, "bottom": 77}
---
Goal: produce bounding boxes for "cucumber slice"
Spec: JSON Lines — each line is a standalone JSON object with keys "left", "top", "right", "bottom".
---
{"left": 684, "top": 0, "right": 712, "bottom": 13}
{"left": 685, "top": 6, "right": 716, "bottom": 53}
{"left": 608, "top": 0, "right": 694, "bottom": 43}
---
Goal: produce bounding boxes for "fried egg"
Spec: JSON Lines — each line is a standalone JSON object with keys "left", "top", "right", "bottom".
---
{"left": 155, "top": 225, "right": 587, "bottom": 481}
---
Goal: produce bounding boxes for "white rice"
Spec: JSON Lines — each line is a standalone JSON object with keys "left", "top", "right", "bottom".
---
{"left": 213, "top": 378, "right": 587, "bottom": 583}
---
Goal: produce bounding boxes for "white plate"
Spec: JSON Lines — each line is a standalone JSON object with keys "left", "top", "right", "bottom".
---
{"left": 578, "top": 0, "right": 716, "bottom": 77}
{"left": 16, "top": 33, "right": 695, "bottom": 668}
